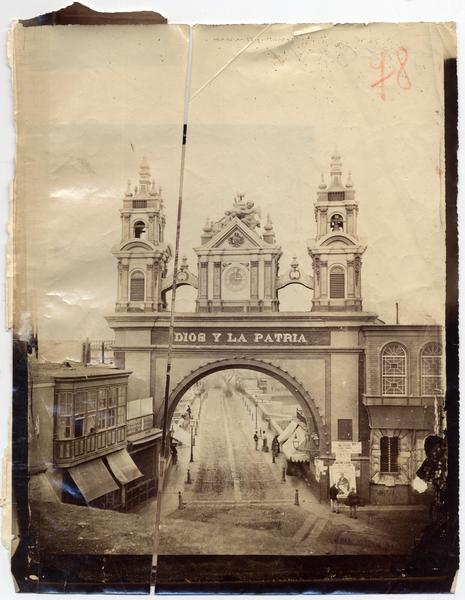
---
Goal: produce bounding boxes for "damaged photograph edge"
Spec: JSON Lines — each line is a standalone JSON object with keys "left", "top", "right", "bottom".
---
{"left": 1, "top": 1, "right": 462, "bottom": 596}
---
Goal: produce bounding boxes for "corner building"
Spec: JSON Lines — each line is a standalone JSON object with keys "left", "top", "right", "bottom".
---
{"left": 106, "top": 154, "right": 443, "bottom": 505}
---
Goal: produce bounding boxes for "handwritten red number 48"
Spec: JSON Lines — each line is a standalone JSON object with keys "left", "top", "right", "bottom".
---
{"left": 371, "top": 47, "right": 411, "bottom": 101}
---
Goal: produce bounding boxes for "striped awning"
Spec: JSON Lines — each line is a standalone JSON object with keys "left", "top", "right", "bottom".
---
{"left": 277, "top": 420, "right": 299, "bottom": 444}
{"left": 282, "top": 439, "right": 309, "bottom": 463}
{"left": 106, "top": 449, "right": 143, "bottom": 485}
{"left": 282, "top": 425, "right": 309, "bottom": 463}
{"left": 68, "top": 458, "right": 119, "bottom": 503}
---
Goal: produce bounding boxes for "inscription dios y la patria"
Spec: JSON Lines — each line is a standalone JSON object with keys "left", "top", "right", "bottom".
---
{"left": 152, "top": 328, "right": 330, "bottom": 346}
{"left": 175, "top": 331, "right": 308, "bottom": 344}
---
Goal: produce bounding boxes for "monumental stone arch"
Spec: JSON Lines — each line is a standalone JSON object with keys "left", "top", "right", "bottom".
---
{"left": 107, "top": 153, "right": 381, "bottom": 477}
{"left": 165, "top": 357, "right": 330, "bottom": 453}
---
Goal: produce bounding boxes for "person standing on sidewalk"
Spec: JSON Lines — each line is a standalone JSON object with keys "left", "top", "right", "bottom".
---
{"left": 262, "top": 434, "right": 269, "bottom": 452}
{"left": 170, "top": 444, "right": 178, "bottom": 467}
{"left": 329, "top": 483, "right": 340, "bottom": 513}
{"left": 271, "top": 435, "right": 280, "bottom": 455}
{"left": 346, "top": 487, "right": 359, "bottom": 518}
{"left": 271, "top": 435, "right": 280, "bottom": 463}
{"left": 253, "top": 431, "right": 259, "bottom": 450}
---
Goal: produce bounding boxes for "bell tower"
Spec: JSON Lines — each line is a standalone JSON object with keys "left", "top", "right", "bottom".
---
{"left": 113, "top": 158, "right": 171, "bottom": 312}
{"left": 308, "top": 151, "right": 366, "bottom": 312}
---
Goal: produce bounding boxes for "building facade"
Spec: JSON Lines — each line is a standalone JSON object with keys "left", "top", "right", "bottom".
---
{"left": 29, "top": 362, "right": 161, "bottom": 510}
{"left": 105, "top": 155, "right": 443, "bottom": 505}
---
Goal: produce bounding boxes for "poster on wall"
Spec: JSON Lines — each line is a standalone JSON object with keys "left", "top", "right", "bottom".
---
{"left": 330, "top": 462, "right": 357, "bottom": 497}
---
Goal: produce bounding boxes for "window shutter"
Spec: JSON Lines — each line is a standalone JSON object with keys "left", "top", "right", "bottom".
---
{"left": 380, "top": 436, "right": 390, "bottom": 472}
{"left": 390, "top": 436, "right": 399, "bottom": 472}
{"left": 380, "top": 436, "right": 399, "bottom": 473}
{"left": 130, "top": 273, "right": 145, "bottom": 301}
{"left": 330, "top": 268, "right": 345, "bottom": 298}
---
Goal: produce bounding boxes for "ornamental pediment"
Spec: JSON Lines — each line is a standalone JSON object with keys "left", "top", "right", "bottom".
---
{"left": 202, "top": 218, "right": 269, "bottom": 251}
{"left": 119, "top": 240, "right": 156, "bottom": 252}
{"left": 319, "top": 233, "right": 358, "bottom": 247}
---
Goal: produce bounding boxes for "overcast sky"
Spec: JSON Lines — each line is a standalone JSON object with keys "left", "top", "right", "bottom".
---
{"left": 13, "top": 22, "right": 454, "bottom": 340}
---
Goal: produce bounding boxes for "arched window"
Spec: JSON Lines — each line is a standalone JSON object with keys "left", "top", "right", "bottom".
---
{"left": 421, "top": 342, "right": 443, "bottom": 395}
{"left": 130, "top": 271, "right": 145, "bottom": 301}
{"left": 330, "top": 213, "right": 344, "bottom": 232}
{"left": 381, "top": 343, "right": 407, "bottom": 395}
{"left": 134, "top": 221, "right": 146, "bottom": 239}
{"left": 329, "top": 266, "right": 345, "bottom": 298}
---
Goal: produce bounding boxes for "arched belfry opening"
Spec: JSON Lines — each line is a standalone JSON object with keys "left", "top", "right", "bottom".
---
{"left": 133, "top": 220, "right": 147, "bottom": 239}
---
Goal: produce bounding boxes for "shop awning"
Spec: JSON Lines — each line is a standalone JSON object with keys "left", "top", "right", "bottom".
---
{"left": 365, "top": 405, "right": 435, "bottom": 431}
{"left": 106, "top": 449, "right": 143, "bottom": 485}
{"left": 282, "top": 425, "right": 309, "bottom": 462}
{"left": 277, "top": 420, "right": 299, "bottom": 444}
{"left": 282, "top": 439, "right": 309, "bottom": 463}
{"left": 171, "top": 424, "right": 191, "bottom": 446}
{"left": 68, "top": 458, "right": 119, "bottom": 503}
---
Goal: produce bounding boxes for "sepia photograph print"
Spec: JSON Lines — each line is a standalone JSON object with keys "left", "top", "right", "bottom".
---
{"left": 7, "top": 4, "right": 459, "bottom": 594}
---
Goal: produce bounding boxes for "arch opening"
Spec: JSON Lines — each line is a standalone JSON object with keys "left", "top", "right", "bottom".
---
{"left": 163, "top": 358, "right": 329, "bottom": 454}
{"left": 133, "top": 220, "right": 147, "bottom": 239}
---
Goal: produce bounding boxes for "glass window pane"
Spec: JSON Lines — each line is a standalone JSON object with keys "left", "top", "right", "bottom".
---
{"left": 87, "top": 389, "right": 97, "bottom": 411}
{"left": 118, "top": 386, "right": 126, "bottom": 405}
{"left": 98, "top": 388, "right": 107, "bottom": 409}
{"left": 382, "top": 343, "right": 407, "bottom": 395}
{"left": 117, "top": 406, "right": 126, "bottom": 425}
{"left": 97, "top": 410, "right": 106, "bottom": 430}
{"left": 58, "top": 392, "right": 73, "bottom": 416}
{"left": 86, "top": 413, "right": 96, "bottom": 435}
{"left": 107, "top": 408, "right": 116, "bottom": 428}
{"left": 57, "top": 416, "right": 72, "bottom": 439}
{"left": 108, "top": 387, "right": 117, "bottom": 407}
{"left": 75, "top": 391, "right": 87, "bottom": 415}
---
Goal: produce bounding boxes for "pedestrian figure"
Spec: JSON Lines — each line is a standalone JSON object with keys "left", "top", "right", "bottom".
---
{"left": 346, "top": 487, "right": 359, "bottom": 518}
{"left": 170, "top": 444, "right": 178, "bottom": 467}
{"left": 253, "top": 431, "right": 259, "bottom": 450}
{"left": 262, "top": 435, "right": 269, "bottom": 452}
{"left": 329, "top": 483, "right": 340, "bottom": 513}
{"left": 271, "top": 435, "right": 280, "bottom": 456}
{"left": 271, "top": 435, "right": 280, "bottom": 462}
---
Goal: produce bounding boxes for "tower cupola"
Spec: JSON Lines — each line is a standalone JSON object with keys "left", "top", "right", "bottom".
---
{"left": 113, "top": 158, "right": 171, "bottom": 312}
{"left": 308, "top": 152, "right": 366, "bottom": 312}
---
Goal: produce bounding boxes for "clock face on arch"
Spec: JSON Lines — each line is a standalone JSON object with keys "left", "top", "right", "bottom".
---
{"left": 224, "top": 265, "right": 248, "bottom": 292}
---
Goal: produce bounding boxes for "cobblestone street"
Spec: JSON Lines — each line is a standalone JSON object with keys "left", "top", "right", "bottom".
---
{"left": 156, "top": 388, "right": 430, "bottom": 556}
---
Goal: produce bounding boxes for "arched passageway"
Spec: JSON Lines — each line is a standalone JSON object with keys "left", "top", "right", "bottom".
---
{"left": 163, "top": 357, "right": 330, "bottom": 454}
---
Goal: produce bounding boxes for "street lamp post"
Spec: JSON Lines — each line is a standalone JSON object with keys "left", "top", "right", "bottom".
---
{"left": 254, "top": 395, "right": 258, "bottom": 432}
{"left": 190, "top": 422, "right": 194, "bottom": 463}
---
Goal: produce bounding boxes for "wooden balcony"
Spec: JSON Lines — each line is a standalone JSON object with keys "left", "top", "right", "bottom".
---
{"left": 127, "top": 414, "right": 155, "bottom": 436}
{"left": 54, "top": 425, "right": 126, "bottom": 467}
{"left": 127, "top": 414, "right": 162, "bottom": 445}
